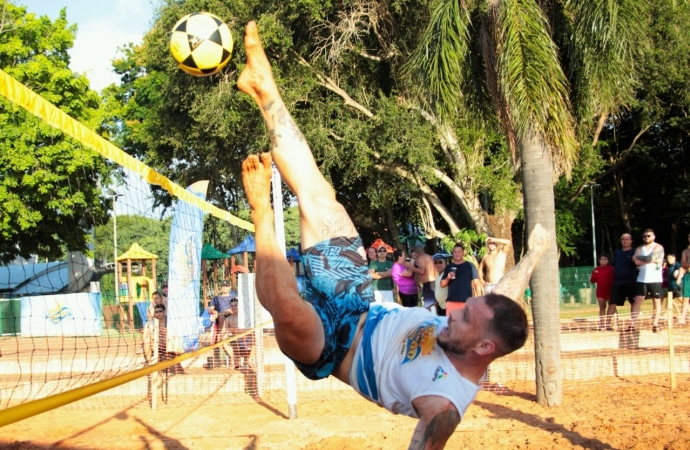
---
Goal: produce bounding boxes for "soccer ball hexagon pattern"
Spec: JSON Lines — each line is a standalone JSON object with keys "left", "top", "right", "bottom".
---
{"left": 170, "top": 12, "right": 233, "bottom": 77}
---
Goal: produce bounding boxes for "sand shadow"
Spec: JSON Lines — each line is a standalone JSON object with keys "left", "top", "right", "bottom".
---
{"left": 474, "top": 400, "right": 615, "bottom": 449}
{"left": 236, "top": 365, "right": 289, "bottom": 419}
{"left": 135, "top": 417, "right": 188, "bottom": 449}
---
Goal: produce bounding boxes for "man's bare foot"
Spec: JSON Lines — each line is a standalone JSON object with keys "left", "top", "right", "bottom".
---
{"left": 241, "top": 153, "right": 273, "bottom": 212}
{"left": 237, "top": 21, "right": 280, "bottom": 106}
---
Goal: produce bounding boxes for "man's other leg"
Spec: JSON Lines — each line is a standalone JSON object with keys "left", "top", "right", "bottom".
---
{"left": 237, "top": 22, "right": 357, "bottom": 249}
{"left": 242, "top": 154, "right": 324, "bottom": 364}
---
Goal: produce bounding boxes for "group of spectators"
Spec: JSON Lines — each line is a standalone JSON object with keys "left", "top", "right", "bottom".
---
{"left": 142, "top": 280, "right": 253, "bottom": 372}
{"left": 204, "top": 280, "right": 254, "bottom": 370}
{"left": 366, "top": 237, "right": 513, "bottom": 316}
{"left": 589, "top": 229, "right": 690, "bottom": 332}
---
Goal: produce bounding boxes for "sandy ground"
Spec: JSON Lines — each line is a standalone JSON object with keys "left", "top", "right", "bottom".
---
{"left": 1, "top": 378, "right": 689, "bottom": 449}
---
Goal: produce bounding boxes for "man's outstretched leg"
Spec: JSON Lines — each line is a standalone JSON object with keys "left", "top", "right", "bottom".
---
{"left": 237, "top": 21, "right": 357, "bottom": 249}
{"left": 241, "top": 154, "right": 324, "bottom": 365}
{"left": 493, "top": 224, "right": 550, "bottom": 302}
{"left": 238, "top": 22, "right": 372, "bottom": 379}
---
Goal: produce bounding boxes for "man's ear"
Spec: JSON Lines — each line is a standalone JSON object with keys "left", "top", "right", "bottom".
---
{"left": 475, "top": 339, "right": 496, "bottom": 357}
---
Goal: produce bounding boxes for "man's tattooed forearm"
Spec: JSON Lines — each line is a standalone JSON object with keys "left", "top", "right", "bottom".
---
{"left": 408, "top": 410, "right": 460, "bottom": 450}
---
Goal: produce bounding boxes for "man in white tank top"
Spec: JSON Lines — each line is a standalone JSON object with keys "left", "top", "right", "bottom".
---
{"left": 237, "top": 22, "right": 551, "bottom": 448}
{"left": 633, "top": 229, "right": 665, "bottom": 332}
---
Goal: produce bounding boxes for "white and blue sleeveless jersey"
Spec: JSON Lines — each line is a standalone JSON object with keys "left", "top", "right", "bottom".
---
{"left": 349, "top": 303, "right": 480, "bottom": 418}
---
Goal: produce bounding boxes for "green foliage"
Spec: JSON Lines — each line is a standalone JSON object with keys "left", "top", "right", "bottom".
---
{"left": 439, "top": 229, "right": 487, "bottom": 266}
{"left": 0, "top": 4, "right": 109, "bottom": 263}
{"left": 94, "top": 215, "right": 172, "bottom": 276}
{"left": 106, "top": 0, "right": 521, "bottom": 248}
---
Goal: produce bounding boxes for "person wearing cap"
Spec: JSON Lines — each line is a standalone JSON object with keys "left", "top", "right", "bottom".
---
{"left": 432, "top": 254, "right": 448, "bottom": 316}
{"left": 369, "top": 245, "right": 394, "bottom": 303}
{"left": 206, "top": 280, "right": 237, "bottom": 368}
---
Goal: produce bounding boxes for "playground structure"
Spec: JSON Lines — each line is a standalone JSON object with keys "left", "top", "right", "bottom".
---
{"left": 115, "top": 243, "right": 158, "bottom": 332}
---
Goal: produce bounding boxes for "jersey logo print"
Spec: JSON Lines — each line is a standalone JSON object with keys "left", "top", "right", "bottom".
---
{"left": 401, "top": 319, "right": 439, "bottom": 364}
{"left": 432, "top": 365, "right": 448, "bottom": 382}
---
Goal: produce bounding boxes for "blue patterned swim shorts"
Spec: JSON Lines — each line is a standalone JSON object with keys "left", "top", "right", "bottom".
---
{"left": 293, "top": 236, "right": 374, "bottom": 380}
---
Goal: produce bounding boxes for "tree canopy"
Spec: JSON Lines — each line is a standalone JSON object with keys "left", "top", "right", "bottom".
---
{"left": 0, "top": 4, "right": 109, "bottom": 263}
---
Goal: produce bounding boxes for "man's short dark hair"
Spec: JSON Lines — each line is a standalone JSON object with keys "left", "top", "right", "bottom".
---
{"left": 642, "top": 228, "right": 654, "bottom": 235}
{"left": 453, "top": 243, "right": 464, "bottom": 251}
{"left": 154, "top": 304, "right": 166, "bottom": 312}
{"left": 483, "top": 293, "right": 528, "bottom": 357}
{"left": 230, "top": 298, "right": 239, "bottom": 304}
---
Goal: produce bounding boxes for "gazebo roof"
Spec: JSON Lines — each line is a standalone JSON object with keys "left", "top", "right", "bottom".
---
{"left": 369, "top": 238, "right": 395, "bottom": 253}
{"left": 201, "top": 243, "right": 229, "bottom": 260}
{"left": 116, "top": 243, "right": 158, "bottom": 261}
{"left": 228, "top": 235, "right": 256, "bottom": 255}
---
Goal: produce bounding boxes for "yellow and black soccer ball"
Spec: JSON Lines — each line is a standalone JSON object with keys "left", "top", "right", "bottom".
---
{"left": 169, "top": 12, "right": 233, "bottom": 77}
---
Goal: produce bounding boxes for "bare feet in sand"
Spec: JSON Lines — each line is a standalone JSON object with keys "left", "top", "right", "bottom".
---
{"left": 241, "top": 153, "right": 273, "bottom": 213}
{"left": 237, "top": 21, "right": 280, "bottom": 107}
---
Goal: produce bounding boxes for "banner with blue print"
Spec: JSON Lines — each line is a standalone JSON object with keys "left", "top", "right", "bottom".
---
{"left": 20, "top": 293, "right": 102, "bottom": 337}
{"left": 166, "top": 180, "right": 208, "bottom": 353}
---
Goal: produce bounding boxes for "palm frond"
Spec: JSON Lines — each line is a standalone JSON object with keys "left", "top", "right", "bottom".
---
{"left": 565, "top": 0, "right": 648, "bottom": 121}
{"left": 402, "top": 0, "right": 471, "bottom": 119}
{"left": 495, "top": 0, "right": 577, "bottom": 175}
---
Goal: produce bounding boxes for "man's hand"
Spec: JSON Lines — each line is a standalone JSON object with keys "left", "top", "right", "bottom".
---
{"left": 409, "top": 396, "right": 460, "bottom": 450}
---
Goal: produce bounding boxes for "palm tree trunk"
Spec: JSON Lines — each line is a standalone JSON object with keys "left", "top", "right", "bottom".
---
{"left": 520, "top": 129, "right": 562, "bottom": 406}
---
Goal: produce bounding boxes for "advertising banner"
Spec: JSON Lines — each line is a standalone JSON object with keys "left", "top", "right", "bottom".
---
{"left": 167, "top": 180, "right": 208, "bottom": 353}
{"left": 20, "top": 293, "right": 102, "bottom": 337}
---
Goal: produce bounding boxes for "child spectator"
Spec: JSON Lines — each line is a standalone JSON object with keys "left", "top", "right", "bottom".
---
{"left": 591, "top": 253, "right": 614, "bottom": 330}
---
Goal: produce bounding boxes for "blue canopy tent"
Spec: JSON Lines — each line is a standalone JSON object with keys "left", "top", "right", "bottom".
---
{"left": 226, "top": 235, "right": 256, "bottom": 286}
{"left": 227, "top": 235, "right": 256, "bottom": 255}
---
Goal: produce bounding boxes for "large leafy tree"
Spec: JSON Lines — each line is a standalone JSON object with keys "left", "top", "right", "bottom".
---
{"left": 109, "top": 0, "right": 522, "bottom": 252}
{"left": 405, "top": 0, "right": 646, "bottom": 405}
{"left": 0, "top": 4, "right": 109, "bottom": 263}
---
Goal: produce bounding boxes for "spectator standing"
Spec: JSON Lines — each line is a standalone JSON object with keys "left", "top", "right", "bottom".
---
{"left": 679, "top": 234, "right": 690, "bottom": 326}
{"left": 220, "top": 298, "right": 254, "bottom": 369}
{"left": 440, "top": 243, "right": 479, "bottom": 314}
{"left": 207, "top": 280, "right": 237, "bottom": 368}
{"left": 406, "top": 244, "right": 436, "bottom": 310}
{"left": 608, "top": 234, "right": 637, "bottom": 329}
{"left": 161, "top": 281, "right": 169, "bottom": 302}
{"left": 633, "top": 229, "right": 664, "bottom": 332}
{"left": 391, "top": 249, "right": 419, "bottom": 307}
{"left": 147, "top": 291, "right": 166, "bottom": 321}
{"left": 590, "top": 254, "right": 614, "bottom": 330}
{"left": 664, "top": 254, "right": 682, "bottom": 322}
{"left": 478, "top": 237, "right": 512, "bottom": 294}
{"left": 432, "top": 254, "right": 448, "bottom": 316}
{"left": 143, "top": 304, "right": 183, "bottom": 374}
{"left": 366, "top": 247, "right": 377, "bottom": 265}
{"left": 369, "top": 246, "right": 394, "bottom": 303}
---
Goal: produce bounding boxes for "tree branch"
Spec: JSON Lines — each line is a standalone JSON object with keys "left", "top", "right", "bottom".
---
{"left": 295, "top": 52, "right": 375, "bottom": 117}
{"left": 568, "top": 125, "right": 651, "bottom": 204}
